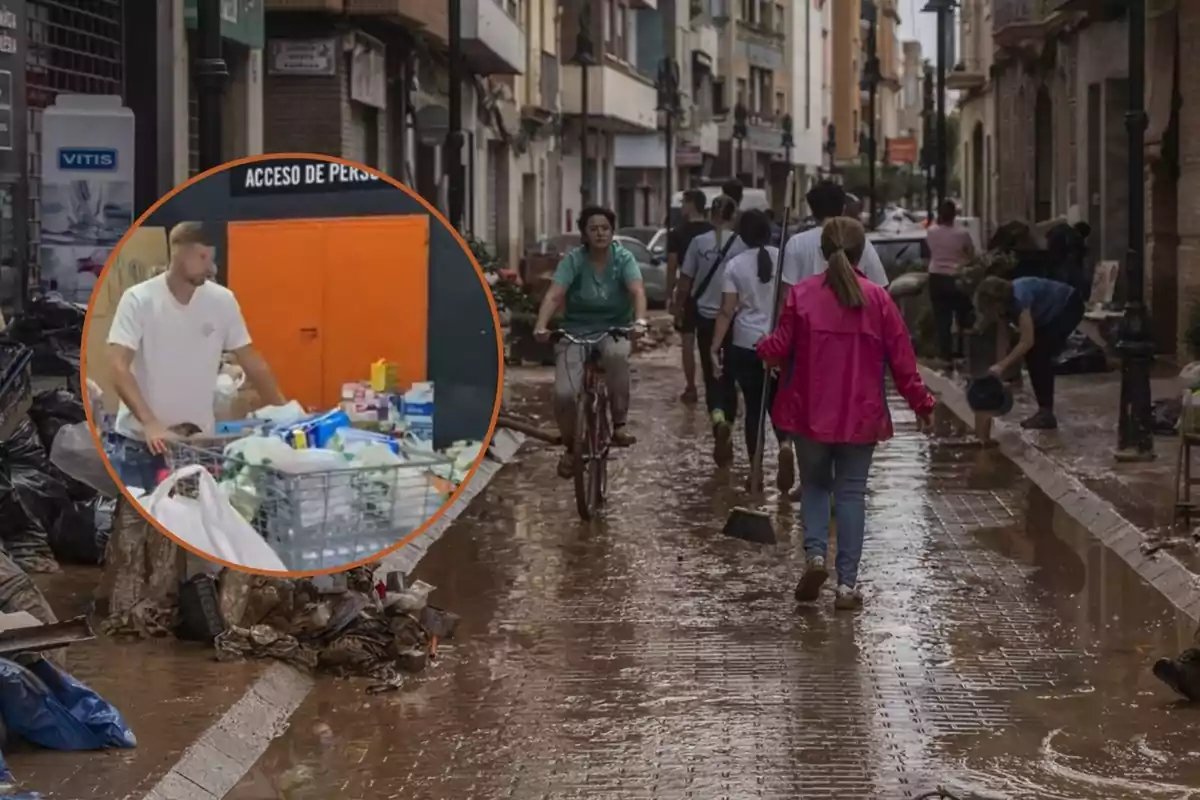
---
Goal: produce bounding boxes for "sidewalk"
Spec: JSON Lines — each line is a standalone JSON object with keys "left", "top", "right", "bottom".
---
{"left": 922, "top": 363, "right": 1200, "bottom": 623}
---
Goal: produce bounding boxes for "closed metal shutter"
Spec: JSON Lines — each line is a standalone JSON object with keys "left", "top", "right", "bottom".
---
{"left": 26, "top": 0, "right": 125, "bottom": 276}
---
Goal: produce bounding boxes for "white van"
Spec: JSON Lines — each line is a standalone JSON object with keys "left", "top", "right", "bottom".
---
{"left": 669, "top": 185, "right": 771, "bottom": 226}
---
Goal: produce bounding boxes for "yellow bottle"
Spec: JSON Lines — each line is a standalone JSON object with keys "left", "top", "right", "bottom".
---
{"left": 370, "top": 359, "right": 397, "bottom": 392}
{"left": 292, "top": 428, "right": 307, "bottom": 449}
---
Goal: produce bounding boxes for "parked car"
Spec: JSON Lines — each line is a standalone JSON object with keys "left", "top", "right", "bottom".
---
{"left": 519, "top": 233, "right": 667, "bottom": 307}
{"left": 613, "top": 235, "right": 667, "bottom": 307}
{"left": 618, "top": 226, "right": 669, "bottom": 258}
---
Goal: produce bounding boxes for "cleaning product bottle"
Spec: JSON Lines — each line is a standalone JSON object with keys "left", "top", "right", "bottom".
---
{"left": 371, "top": 359, "right": 398, "bottom": 392}
{"left": 403, "top": 382, "right": 435, "bottom": 444}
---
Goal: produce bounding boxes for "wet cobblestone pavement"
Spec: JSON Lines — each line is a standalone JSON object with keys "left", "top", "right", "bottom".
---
{"left": 229, "top": 351, "right": 1200, "bottom": 800}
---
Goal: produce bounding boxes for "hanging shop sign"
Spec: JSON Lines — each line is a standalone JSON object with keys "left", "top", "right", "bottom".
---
{"left": 39, "top": 95, "right": 135, "bottom": 302}
{"left": 228, "top": 158, "right": 392, "bottom": 197}
{"left": 268, "top": 39, "right": 337, "bottom": 76}
{"left": 350, "top": 34, "right": 386, "bottom": 109}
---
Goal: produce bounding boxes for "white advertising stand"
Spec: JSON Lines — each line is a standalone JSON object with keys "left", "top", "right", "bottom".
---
{"left": 39, "top": 94, "right": 135, "bottom": 303}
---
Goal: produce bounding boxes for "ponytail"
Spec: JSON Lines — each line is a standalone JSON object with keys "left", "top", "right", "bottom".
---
{"left": 819, "top": 217, "right": 868, "bottom": 309}
{"left": 756, "top": 246, "right": 772, "bottom": 283}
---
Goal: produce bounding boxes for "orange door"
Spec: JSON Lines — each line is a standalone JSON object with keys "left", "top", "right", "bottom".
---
{"left": 226, "top": 221, "right": 325, "bottom": 409}
{"left": 320, "top": 216, "right": 429, "bottom": 403}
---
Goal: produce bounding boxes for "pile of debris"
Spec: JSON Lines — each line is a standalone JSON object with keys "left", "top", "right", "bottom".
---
{"left": 97, "top": 499, "right": 460, "bottom": 690}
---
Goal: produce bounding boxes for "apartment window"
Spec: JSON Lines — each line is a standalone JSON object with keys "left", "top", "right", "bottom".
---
{"left": 775, "top": 91, "right": 785, "bottom": 117}
{"left": 740, "top": 0, "right": 751, "bottom": 21}
{"left": 617, "top": 2, "right": 628, "bottom": 60}
{"left": 748, "top": 67, "right": 772, "bottom": 116}
{"left": 736, "top": 77, "right": 747, "bottom": 106}
{"left": 602, "top": 0, "right": 612, "bottom": 51}
{"left": 775, "top": 3, "right": 785, "bottom": 32}
{"left": 504, "top": 0, "right": 519, "bottom": 18}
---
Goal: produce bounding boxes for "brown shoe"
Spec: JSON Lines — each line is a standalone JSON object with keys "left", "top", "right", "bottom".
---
{"left": 777, "top": 445, "right": 795, "bottom": 493}
{"left": 556, "top": 450, "right": 574, "bottom": 479}
{"left": 611, "top": 425, "right": 637, "bottom": 447}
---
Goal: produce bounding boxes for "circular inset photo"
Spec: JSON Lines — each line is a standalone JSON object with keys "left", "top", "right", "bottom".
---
{"left": 80, "top": 154, "right": 502, "bottom": 575}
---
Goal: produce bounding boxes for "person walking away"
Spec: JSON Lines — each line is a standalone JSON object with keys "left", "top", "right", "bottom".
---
{"left": 757, "top": 217, "right": 936, "bottom": 610}
{"left": 107, "top": 222, "right": 286, "bottom": 491}
{"left": 925, "top": 200, "right": 977, "bottom": 368}
{"left": 668, "top": 189, "right": 714, "bottom": 404}
{"left": 972, "top": 275, "right": 1084, "bottom": 430}
{"left": 721, "top": 178, "right": 744, "bottom": 210}
{"left": 534, "top": 206, "right": 649, "bottom": 478}
{"left": 764, "top": 209, "right": 783, "bottom": 246}
{"left": 781, "top": 181, "right": 890, "bottom": 292}
{"left": 674, "top": 195, "right": 745, "bottom": 466}
{"left": 710, "top": 209, "right": 796, "bottom": 491}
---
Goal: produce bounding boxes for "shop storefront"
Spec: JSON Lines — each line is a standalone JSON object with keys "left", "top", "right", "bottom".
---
{"left": 143, "top": 156, "right": 500, "bottom": 448}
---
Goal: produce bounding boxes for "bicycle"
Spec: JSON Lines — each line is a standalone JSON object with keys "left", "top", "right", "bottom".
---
{"left": 551, "top": 326, "right": 638, "bottom": 520}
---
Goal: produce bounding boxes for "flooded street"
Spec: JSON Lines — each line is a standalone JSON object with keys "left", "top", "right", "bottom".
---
{"left": 228, "top": 351, "right": 1200, "bottom": 800}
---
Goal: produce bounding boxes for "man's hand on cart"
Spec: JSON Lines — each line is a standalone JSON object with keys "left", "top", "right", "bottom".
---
{"left": 142, "top": 419, "right": 178, "bottom": 455}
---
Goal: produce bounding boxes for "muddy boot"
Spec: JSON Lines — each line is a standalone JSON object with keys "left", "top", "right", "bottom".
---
{"left": 1021, "top": 409, "right": 1058, "bottom": 430}
{"left": 611, "top": 425, "right": 636, "bottom": 447}
{"left": 777, "top": 444, "right": 795, "bottom": 493}
{"left": 833, "top": 585, "right": 863, "bottom": 611}
{"left": 712, "top": 412, "right": 734, "bottom": 467}
{"left": 680, "top": 387, "right": 698, "bottom": 404}
{"left": 1152, "top": 649, "right": 1200, "bottom": 701}
{"left": 556, "top": 449, "right": 574, "bottom": 479}
{"left": 793, "top": 556, "right": 829, "bottom": 602}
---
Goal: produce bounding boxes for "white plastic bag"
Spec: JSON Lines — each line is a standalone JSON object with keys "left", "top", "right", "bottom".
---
{"left": 137, "top": 465, "right": 288, "bottom": 572}
{"left": 50, "top": 422, "right": 120, "bottom": 497}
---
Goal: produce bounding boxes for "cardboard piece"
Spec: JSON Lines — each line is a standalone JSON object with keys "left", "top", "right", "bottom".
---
{"left": 84, "top": 227, "right": 169, "bottom": 411}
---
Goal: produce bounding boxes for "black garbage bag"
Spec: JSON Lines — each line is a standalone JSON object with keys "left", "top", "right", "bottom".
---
{"left": 28, "top": 389, "right": 86, "bottom": 453}
{"left": 1053, "top": 330, "right": 1109, "bottom": 375}
{"left": 0, "top": 421, "right": 74, "bottom": 573}
{"left": 48, "top": 497, "right": 114, "bottom": 566}
{"left": 2, "top": 295, "right": 85, "bottom": 377}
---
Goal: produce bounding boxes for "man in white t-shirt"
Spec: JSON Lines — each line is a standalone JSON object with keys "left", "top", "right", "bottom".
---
{"left": 781, "top": 181, "right": 889, "bottom": 289}
{"left": 106, "top": 221, "right": 285, "bottom": 490}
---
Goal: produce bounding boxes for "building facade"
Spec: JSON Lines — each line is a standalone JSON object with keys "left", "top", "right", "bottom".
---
{"left": 788, "top": 0, "right": 828, "bottom": 195}
{"left": 950, "top": 0, "right": 995, "bottom": 234}
{"left": 830, "top": 0, "right": 863, "bottom": 163}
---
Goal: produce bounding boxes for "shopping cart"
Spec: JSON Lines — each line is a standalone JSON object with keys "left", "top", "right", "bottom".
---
{"left": 164, "top": 436, "right": 453, "bottom": 572}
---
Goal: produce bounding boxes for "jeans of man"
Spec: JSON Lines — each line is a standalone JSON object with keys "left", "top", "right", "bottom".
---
{"left": 106, "top": 434, "right": 167, "bottom": 493}
{"left": 794, "top": 435, "right": 877, "bottom": 588}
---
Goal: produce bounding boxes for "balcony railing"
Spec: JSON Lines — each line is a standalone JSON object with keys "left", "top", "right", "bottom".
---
{"left": 993, "top": 0, "right": 1052, "bottom": 30}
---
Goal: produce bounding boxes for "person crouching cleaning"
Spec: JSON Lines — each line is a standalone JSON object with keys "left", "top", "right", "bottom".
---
{"left": 106, "top": 221, "right": 286, "bottom": 491}
{"left": 756, "top": 218, "right": 935, "bottom": 610}
{"left": 709, "top": 209, "right": 796, "bottom": 492}
{"left": 972, "top": 275, "right": 1085, "bottom": 430}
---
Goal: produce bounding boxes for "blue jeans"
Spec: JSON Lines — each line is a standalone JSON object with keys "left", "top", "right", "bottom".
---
{"left": 795, "top": 436, "right": 876, "bottom": 588}
{"left": 105, "top": 435, "right": 167, "bottom": 492}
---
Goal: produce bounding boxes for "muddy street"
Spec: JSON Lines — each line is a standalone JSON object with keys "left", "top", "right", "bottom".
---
{"left": 228, "top": 350, "right": 1200, "bottom": 800}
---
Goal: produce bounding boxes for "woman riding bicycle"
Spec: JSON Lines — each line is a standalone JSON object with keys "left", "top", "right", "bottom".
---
{"left": 534, "top": 206, "right": 649, "bottom": 479}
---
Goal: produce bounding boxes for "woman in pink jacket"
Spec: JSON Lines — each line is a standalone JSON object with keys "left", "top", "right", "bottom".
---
{"left": 756, "top": 217, "right": 936, "bottom": 610}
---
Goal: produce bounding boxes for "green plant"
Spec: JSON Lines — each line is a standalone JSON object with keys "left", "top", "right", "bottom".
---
{"left": 464, "top": 235, "right": 535, "bottom": 315}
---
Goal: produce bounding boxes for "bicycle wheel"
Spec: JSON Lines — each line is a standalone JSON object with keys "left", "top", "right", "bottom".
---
{"left": 573, "top": 390, "right": 599, "bottom": 519}
{"left": 593, "top": 386, "right": 611, "bottom": 505}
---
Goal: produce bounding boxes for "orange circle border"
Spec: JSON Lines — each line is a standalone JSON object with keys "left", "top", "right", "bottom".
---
{"left": 79, "top": 152, "right": 506, "bottom": 578}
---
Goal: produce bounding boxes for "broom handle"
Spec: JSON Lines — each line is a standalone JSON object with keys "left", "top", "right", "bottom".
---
{"left": 750, "top": 169, "right": 795, "bottom": 491}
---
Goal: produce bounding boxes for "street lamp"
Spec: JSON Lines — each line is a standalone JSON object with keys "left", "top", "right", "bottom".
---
{"left": 733, "top": 102, "right": 748, "bottom": 184}
{"left": 657, "top": 57, "right": 681, "bottom": 234}
{"left": 195, "top": 0, "right": 228, "bottom": 171}
{"left": 446, "top": 0, "right": 465, "bottom": 229}
{"left": 1115, "top": 0, "right": 1155, "bottom": 461}
{"left": 781, "top": 114, "right": 794, "bottom": 205}
{"left": 861, "top": 0, "right": 880, "bottom": 228}
{"left": 922, "top": 61, "right": 935, "bottom": 217}
{"left": 921, "top": 0, "right": 954, "bottom": 204}
{"left": 574, "top": 2, "right": 597, "bottom": 210}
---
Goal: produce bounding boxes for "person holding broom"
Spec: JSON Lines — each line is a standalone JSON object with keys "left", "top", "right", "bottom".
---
{"left": 709, "top": 209, "right": 796, "bottom": 492}
{"left": 757, "top": 217, "right": 935, "bottom": 610}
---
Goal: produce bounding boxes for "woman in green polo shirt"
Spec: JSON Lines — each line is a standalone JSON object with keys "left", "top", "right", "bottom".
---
{"left": 534, "top": 206, "right": 650, "bottom": 478}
